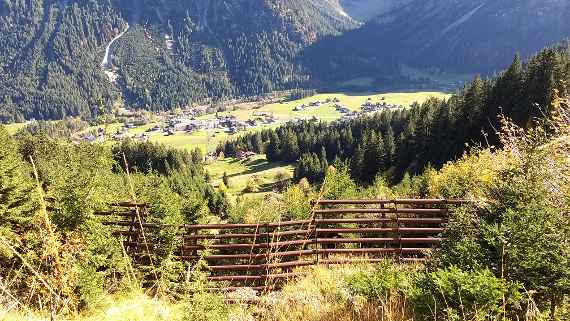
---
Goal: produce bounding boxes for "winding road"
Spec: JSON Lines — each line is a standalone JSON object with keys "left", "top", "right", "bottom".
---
{"left": 101, "top": 24, "right": 129, "bottom": 68}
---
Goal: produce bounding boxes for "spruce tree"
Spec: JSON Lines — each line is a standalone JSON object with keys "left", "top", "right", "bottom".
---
{"left": 384, "top": 128, "right": 396, "bottom": 168}
{"left": 266, "top": 132, "right": 281, "bottom": 161}
{"left": 375, "top": 133, "right": 386, "bottom": 175}
{"left": 319, "top": 147, "right": 328, "bottom": 175}
{"left": 0, "top": 127, "right": 37, "bottom": 227}
{"left": 351, "top": 144, "right": 365, "bottom": 181}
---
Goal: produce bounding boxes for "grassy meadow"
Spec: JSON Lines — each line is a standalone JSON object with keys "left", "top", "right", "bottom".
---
{"left": 199, "top": 91, "right": 450, "bottom": 122}
{"left": 71, "top": 91, "right": 448, "bottom": 155}
{"left": 4, "top": 122, "right": 27, "bottom": 135}
{"left": 205, "top": 155, "right": 295, "bottom": 196}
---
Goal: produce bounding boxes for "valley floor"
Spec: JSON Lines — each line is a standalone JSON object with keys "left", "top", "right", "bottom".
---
{"left": 76, "top": 90, "right": 449, "bottom": 154}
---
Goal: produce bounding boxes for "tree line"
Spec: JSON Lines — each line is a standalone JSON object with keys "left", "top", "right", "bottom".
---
{"left": 220, "top": 44, "right": 570, "bottom": 183}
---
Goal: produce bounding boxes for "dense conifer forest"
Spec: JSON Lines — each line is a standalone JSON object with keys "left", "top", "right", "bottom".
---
{"left": 221, "top": 45, "right": 570, "bottom": 183}
{"left": 0, "top": 0, "right": 355, "bottom": 122}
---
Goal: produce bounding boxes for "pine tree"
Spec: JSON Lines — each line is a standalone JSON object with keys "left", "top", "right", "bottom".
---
{"left": 492, "top": 54, "right": 524, "bottom": 124}
{"left": 319, "top": 147, "right": 328, "bottom": 175}
{"left": 362, "top": 131, "right": 379, "bottom": 183}
{"left": 252, "top": 133, "right": 263, "bottom": 153}
{"left": 351, "top": 143, "right": 365, "bottom": 181}
{"left": 266, "top": 132, "right": 281, "bottom": 161}
{"left": 0, "top": 127, "right": 37, "bottom": 227}
{"left": 282, "top": 130, "right": 300, "bottom": 162}
{"left": 375, "top": 133, "right": 386, "bottom": 175}
{"left": 384, "top": 127, "right": 396, "bottom": 168}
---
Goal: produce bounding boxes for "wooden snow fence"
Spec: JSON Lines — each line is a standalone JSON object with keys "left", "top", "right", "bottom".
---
{"left": 97, "top": 199, "right": 467, "bottom": 291}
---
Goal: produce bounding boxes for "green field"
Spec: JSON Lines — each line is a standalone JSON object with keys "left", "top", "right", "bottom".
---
{"left": 4, "top": 123, "right": 27, "bottom": 135}
{"left": 205, "top": 155, "right": 295, "bottom": 196}
{"left": 199, "top": 91, "right": 449, "bottom": 123}
{"left": 65, "top": 91, "right": 450, "bottom": 153}
{"left": 147, "top": 125, "right": 282, "bottom": 153}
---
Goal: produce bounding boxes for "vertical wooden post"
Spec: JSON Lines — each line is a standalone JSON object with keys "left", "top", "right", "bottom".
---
{"left": 381, "top": 202, "right": 386, "bottom": 250}
{"left": 265, "top": 223, "right": 270, "bottom": 278}
{"left": 314, "top": 205, "right": 319, "bottom": 266}
{"left": 396, "top": 203, "right": 402, "bottom": 263}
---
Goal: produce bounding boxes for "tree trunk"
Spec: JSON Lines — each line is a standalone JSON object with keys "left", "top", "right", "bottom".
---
{"left": 549, "top": 296, "right": 557, "bottom": 321}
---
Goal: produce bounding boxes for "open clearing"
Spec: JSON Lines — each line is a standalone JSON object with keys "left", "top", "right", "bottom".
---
{"left": 199, "top": 91, "right": 449, "bottom": 123}
{"left": 205, "top": 155, "right": 294, "bottom": 196}
{"left": 4, "top": 123, "right": 27, "bottom": 134}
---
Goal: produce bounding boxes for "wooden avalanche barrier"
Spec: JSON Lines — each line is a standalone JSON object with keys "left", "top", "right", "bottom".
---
{"left": 97, "top": 199, "right": 466, "bottom": 291}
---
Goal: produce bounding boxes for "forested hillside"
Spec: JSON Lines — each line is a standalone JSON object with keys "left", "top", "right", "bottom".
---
{"left": 0, "top": 0, "right": 356, "bottom": 122}
{"left": 303, "top": 0, "right": 570, "bottom": 86}
{"left": 222, "top": 44, "right": 570, "bottom": 183}
{"left": 0, "top": 0, "right": 123, "bottom": 122}
{"left": 2, "top": 0, "right": 570, "bottom": 122}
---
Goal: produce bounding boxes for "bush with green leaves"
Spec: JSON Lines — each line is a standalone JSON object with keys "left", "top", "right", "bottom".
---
{"left": 414, "top": 267, "right": 522, "bottom": 321}
{"left": 243, "top": 177, "right": 261, "bottom": 193}
{"left": 0, "top": 126, "right": 38, "bottom": 249}
{"left": 321, "top": 163, "right": 358, "bottom": 200}
{"left": 346, "top": 260, "right": 417, "bottom": 301}
{"left": 429, "top": 107, "right": 570, "bottom": 318}
{"left": 347, "top": 263, "right": 522, "bottom": 321}
{"left": 183, "top": 259, "right": 229, "bottom": 321}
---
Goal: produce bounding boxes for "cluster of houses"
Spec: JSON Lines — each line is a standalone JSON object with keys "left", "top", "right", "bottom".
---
{"left": 292, "top": 96, "right": 403, "bottom": 121}
{"left": 336, "top": 98, "right": 405, "bottom": 121}
{"left": 166, "top": 117, "right": 219, "bottom": 134}
{"left": 361, "top": 100, "right": 403, "bottom": 113}
{"left": 334, "top": 103, "right": 351, "bottom": 114}
{"left": 112, "top": 127, "right": 150, "bottom": 142}
{"left": 163, "top": 112, "right": 278, "bottom": 135}
{"left": 293, "top": 97, "right": 341, "bottom": 112}
{"left": 76, "top": 128, "right": 106, "bottom": 144}
{"left": 76, "top": 126, "right": 150, "bottom": 144}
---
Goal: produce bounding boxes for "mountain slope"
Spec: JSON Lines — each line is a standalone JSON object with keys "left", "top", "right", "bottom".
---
{"left": 374, "top": 0, "right": 570, "bottom": 73}
{"left": 302, "top": 0, "right": 570, "bottom": 86}
{"left": 0, "top": 0, "right": 123, "bottom": 121}
{"left": 1, "top": 0, "right": 570, "bottom": 122}
{"left": 339, "top": 0, "right": 412, "bottom": 22}
{"left": 0, "top": 0, "right": 356, "bottom": 122}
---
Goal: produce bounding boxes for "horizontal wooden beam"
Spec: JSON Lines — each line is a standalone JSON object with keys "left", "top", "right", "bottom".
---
{"left": 183, "top": 220, "right": 312, "bottom": 230}
{"left": 207, "top": 272, "right": 301, "bottom": 281}
{"left": 178, "top": 249, "right": 316, "bottom": 261}
{"left": 314, "top": 208, "right": 447, "bottom": 215}
{"left": 208, "top": 260, "right": 314, "bottom": 271}
{"left": 183, "top": 229, "right": 312, "bottom": 240}
{"left": 315, "top": 237, "right": 443, "bottom": 244}
{"left": 315, "top": 199, "right": 467, "bottom": 205}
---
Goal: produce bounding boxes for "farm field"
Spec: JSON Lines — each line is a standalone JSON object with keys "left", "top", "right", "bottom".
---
{"left": 4, "top": 122, "right": 27, "bottom": 134}
{"left": 148, "top": 124, "right": 281, "bottom": 153}
{"left": 205, "top": 155, "right": 294, "bottom": 196}
{"left": 199, "top": 91, "right": 450, "bottom": 122}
